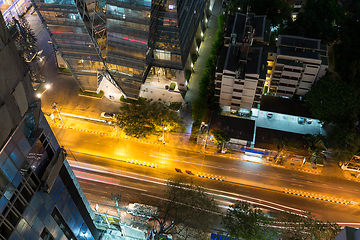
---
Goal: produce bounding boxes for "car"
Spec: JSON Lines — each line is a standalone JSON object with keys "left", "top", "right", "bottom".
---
{"left": 267, "top": 112, "right": 273, "bottom": 119}
{"left": 175, "top": 168, "right": 182, "bottom": 173}
{"left": 185, "top": 170, "right": 193, "bottom": 175}
{"left": 298, "top": 117, "right": 305, "bottom": 124}
{"left": 306, "top": 119, "right": 312, "bottom": 124}
{"left": 101, "top": 112, "right": 115, "bottom": 120}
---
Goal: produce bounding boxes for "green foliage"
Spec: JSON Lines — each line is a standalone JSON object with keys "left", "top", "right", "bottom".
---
{"left": 303, "top": 76, "right": 359, "bottom": 125}
{"left": 169, "top": 82, "right": 176, "bottom": 90}
{"left": 263, "top": 85, "right": 268, "bottom": 94}
{"left": 196, "top": 39, "right": 202, "bottom": 48}
{"left": 78, "top": 89, "right": 104, "bottom": 98}
{"left": 277, "top": 211, "right": 341, "bottom": 239}
{"left": 283, "top": 0, "right": 343, "bottom": 43}
{"left": 185, "top": 70, "right": 192, "bottom": 81}
{"left": 58, "top": 68, "right": 71, "bottom": 74}
{"left": 142, "top": 180, "right": 220, "bottom": 240}
{"left": 328, "top": 124, "right": 360, "bottom": 162}
{"left": 191, "top": 14, "right": 225, "bottom": 124}
{"left": 169, "top": 102, "right": 182, "bottom": 111}
{"left": 120, "top": 95, "right": 140, "bottom": 103}
{"left": 117, "top": 99, "right": 185, "bottom": 138}
{"left": 231, "top": 0, "right": 292, "bottom": 27}
{"left": 191, "top": 54, "right": 197, "bottom": 64}
{"left": 221, "top": 201, "right": 277, "bottom": 240}
{"left": 14, "top": 18, "right": 37, "bottom": 60}
{"left": 211, "top": 129, "right": 230, "bottom": 146}
{"left": 303, "top": 134, "right": 327, "bottom": 162}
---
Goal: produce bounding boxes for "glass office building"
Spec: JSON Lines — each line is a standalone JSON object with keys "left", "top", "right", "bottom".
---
{"left": 0, "top": 12, "right": 99, "bottom": 240}
{"left": 31, "top": 0, "right": 207, "bottom": 99}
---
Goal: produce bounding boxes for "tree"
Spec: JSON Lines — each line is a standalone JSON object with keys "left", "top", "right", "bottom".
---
{"left": 211, "top": 129, "right": 230, "bottom": 146}
{"left": 13, "top": 17, "right": 37, "bottom": 60}
{"left": 221, "top": 201, "right": 277, "bottom": 240}
{"left": 303, "top": 134, "right": 327, "bottom": 163}
{"left": 231, "top": 0, "right": 292, "bottom": 27}
{"left": 140, "top": 180, "right": 220, "bottom": 240}
{"left": 277, "top": 211, "right": 340, "bottom": 239}
{"left": 117, "top": 99, "right": 185, "bottom": 138}
{"left": 303, "top": 75, "right": 359, "bottom": 125}
{"left": 283, "top": 0, "right": 344, "bottom": 44}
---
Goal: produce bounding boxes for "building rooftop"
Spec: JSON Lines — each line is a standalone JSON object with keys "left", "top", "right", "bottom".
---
{"left": 245, "top": 47, "right": 262, "bottom": 74}
{"left": 279, "top": 35, "right": 320, "bottom": 50}
{"left": 260, "top": 95, "right": 314, "bottom": 118}
{"left": 224, "top": 45, "right": 241, "bottom": 72}
{"left": 233, "top": 13, "right": 247, "bottom": 42}
{"left": 252, "top": 15, "right": 266, "bottom": 39}
{"left": 278, "top": 47, "right": 320, "bottom": 60}
{"left": 210, "top": 114, "right": 255, "bottom": 141}
{"left": 216, "top": 46, "right": 228, "bottom": 73}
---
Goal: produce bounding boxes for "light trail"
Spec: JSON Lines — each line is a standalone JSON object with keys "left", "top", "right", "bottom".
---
{"left": 70, "top": 161, "right": 308, "bottom": 216}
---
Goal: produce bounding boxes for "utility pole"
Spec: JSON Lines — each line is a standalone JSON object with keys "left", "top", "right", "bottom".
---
{"left": 111, "top": 193, "right": 122, "bottom": 221}
{"left": 52, "top": 101, "right": 64, "bottom": 126}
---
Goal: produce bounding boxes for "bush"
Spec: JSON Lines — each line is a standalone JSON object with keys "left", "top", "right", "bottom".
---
{"left": 185, "top": 70, "right": 192, "bottom": 81}
{"left": 263, "top": 85, "right": 268, "bottom": 94}
{"left": 191, "top": 54, "right": 198, "bottom": 64}
{"left": 120, "top": 95, "right": 145, "bottom": 103}
{"left": 169, "top": 102, "right": 182, "bottom": 111}
{"left": 58, "top": 68, "right": 71, "bottom": 73}
{"left": 169, "top": 82, "right": 176, "bottom": 90}
{"left": 197, "top": 39, "right": 202, "bottom": 48}
{"left": 78, "top": 89, "right": 104, "bottom": 98}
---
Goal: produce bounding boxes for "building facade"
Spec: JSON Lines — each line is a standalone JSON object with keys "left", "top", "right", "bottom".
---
{"left": 31, "top": 0, "right": 207, "bottom": 99}
{"left": 268, "top": 35, "right": 328, "bottom": 98}
{"left": 0, "top": 12, "right": 99, "bottom": 240}
{"left": 214, "top": 12, "right": 269, "bottom": 113}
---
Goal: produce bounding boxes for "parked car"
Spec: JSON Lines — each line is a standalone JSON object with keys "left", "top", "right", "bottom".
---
{"left": 267, "top": 112, "right": 273, "bottom": 119}
{"left": 298, "top": 117, "right": 305, "bottom": 124}
{"left": 100, "top": 112, "right": 115, "bottom": 120}
{"left": 306, "top": 119, "right": 312, "bottom": 124}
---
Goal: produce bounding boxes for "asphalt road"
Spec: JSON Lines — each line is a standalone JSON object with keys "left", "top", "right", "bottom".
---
{"left": 51, "top": 125, "right": 360, "bottom": 223}
{"left": 69, "top": 158, "right": 360, "bottom": 224}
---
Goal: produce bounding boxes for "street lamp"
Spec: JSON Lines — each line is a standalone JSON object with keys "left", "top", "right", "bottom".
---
{"left": 162, "top": 126, "right": 167, "bottom": 145}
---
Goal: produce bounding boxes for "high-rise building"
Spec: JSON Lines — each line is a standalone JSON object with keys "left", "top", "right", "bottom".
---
{"left": 31, "top": 0, "right": 208, "bottom": 99}
{"left": 0, "top": 12, "right": 100, "bottom": 240}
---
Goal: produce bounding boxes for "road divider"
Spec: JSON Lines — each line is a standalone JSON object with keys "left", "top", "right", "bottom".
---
{"left": 283, "top": 188, "right": 357, "bottom": 205}
{"left": 197, "top": 172, "right": 225, "bottom": 181}
{"left": 124, "top": 159, "right": 157, "bottom": 168}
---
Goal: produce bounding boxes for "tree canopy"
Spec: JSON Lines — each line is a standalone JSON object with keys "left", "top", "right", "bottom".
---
{"left": 117, "top": 99, "right": 185, "bottom": 138}
{"left": 303, "top": 75, "right": 359, "bottom": 125}
{"left": 221, "top": 201, "right": 277, "bottom": 240}
{"left": 283, "top": 0, "right": 343, "bottom": 44}
{"left": 211, "top": 129, "right": 230, "bottom": 146}
{"left": 221, "top": 202, "right": 340, "bottom": 240}
{"left": 140, "top": 180, "right": 220, "bottom": 240}
{"left": 277, "top": 211, "right": 340, "bottom": 239}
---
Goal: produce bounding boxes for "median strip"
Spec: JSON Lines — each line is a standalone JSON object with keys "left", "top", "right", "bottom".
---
{"left": 283, "top": 188, "right": 357, "bottom": 205}
{"left": 125, "top": 159, "right": 157, "bottom": 168}
{"left": 197, "top": 173, "right": 225, "bottom": 181}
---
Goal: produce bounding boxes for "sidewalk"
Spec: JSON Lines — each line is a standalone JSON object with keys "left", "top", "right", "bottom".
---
{"left": 183, "top": 0, "right": 223, "bottom": 105}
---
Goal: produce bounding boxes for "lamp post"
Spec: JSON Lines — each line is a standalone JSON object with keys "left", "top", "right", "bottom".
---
{"left": 162, "top": 126, "right": 167, "bottom": 145}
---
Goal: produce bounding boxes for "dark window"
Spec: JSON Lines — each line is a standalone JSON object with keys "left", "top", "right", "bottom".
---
{"left": 232, "top": 96, "right": 242, "bottom": 100}
{"left": 231, "top": 103, "right": 240, "bottom": 106}
{"left": 233, "top": 89, "right": 243, "bottom": 93}
{"left": 52, "top": 208, "right": 77, "bottom": 240}
{"left": 216, "top": 82, "right": 221, "bottom": 88}
{"left": 41, "top": 227, "right": 55, "bottom": 240}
